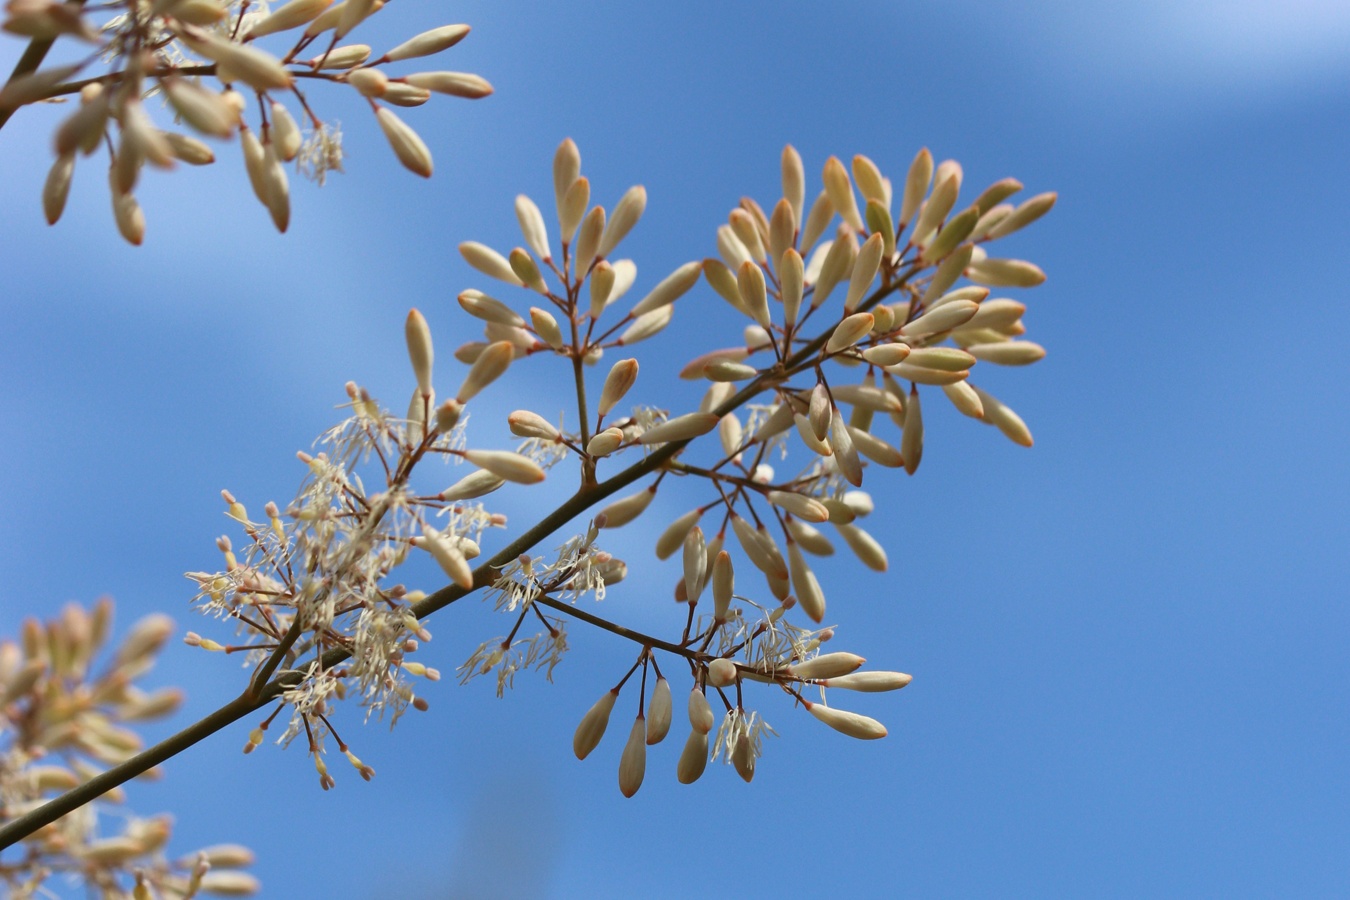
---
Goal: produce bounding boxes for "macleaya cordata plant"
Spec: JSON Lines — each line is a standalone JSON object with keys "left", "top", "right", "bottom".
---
{"left": 0, "top": 4, "right": 1059, "bottom": 896}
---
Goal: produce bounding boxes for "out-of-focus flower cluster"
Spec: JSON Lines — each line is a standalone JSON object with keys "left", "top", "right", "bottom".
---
{"left": 0, "top": 600, "right": 257, "bottom": 897}
{"left": 1, "top": 0, "right": 492, "bottom": 243}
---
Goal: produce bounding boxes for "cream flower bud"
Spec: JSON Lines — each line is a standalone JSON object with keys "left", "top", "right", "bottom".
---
{"left": 779, "top": 248, "right": 804, "bottom": 328}
{"left": 768, "top": 198, "right": 796, "bottom": 272}
{"left": 574, "top": 205, "right": 605, "bottom": 274}
{"left": 788, "top": 541, "right": 826, "bottom": 623}
{"left": 820, "top": 671, "right": 912, "bottom": 692}
{"left": 967, "top": 341, "right": 1046, "bottom": 366}
{"left": 457, "top": 290, "right": 524, "bottom": 327}
{"left": 971, "top": 385, "right": 1033, "bottom": 447}
{"left": 637, "top": 412, "right": 719, "bottom": 445}
{"left": 413, "top": 524, "right": 472, "bottom": 589}
{"left": 42, "top": 152, "right": 74, "bottom": 225}
{"left": 702, "top": 258, "right": 747, "bottom": 314}
{"left": 439, "top": 469, "right": 504, "bottom": 501}
{"left": 309, "top": 43, "right": 372, "bottom": 68}
{"left": 375, "top": 106, "right": 432, "bottom": 177}
{"left": 704, "top": 360, "right": 757, "bottom": 382}
{"left": 507, "top": 410, "right": 559, "bottom": 441}
{"left": 736, "top": 260, "right": 771, "bottom": 330}
{"left": 986, "top": 191, "right": 1056, "bottom": 239}
{"left": 459, "top": 241, "right": 524, "bottom": 286}
{"left": 404, "top": 308, "right": 434, "bottom": 395}
{"left": 972, "top": 176, "right": 1023, "bottom": 213}
{"left": 598, "top": 185, "right": 646, "bottom": 259}
{"left": 911, "top": 172, "right": 959, "bottom": 245}
{"left": 573, "top": 688, "right": 618, "bottom": 760}
{"left": 163, "top": 131, "right": 215, "bottom": 165}
{"left": 456, "top": 340, "right": 513, "bottom": 402}
{"left": 822, "top": 155, "right": 862, "bottom": 231}
{"left": 804, "top": 700, "right": 887, "bottom": 740}
{"left": 731, "top": 731, "right": 756, "bottom": 783}
{"left": 966, "top": 258, "right": 1046, "bottom": 288}
{"left": 789, "top": 652, "right": 865, "bottom": 680}
{"left": 781, "top": 144, "right": 805, "bottom": 222}
{"left": 676, "top": 728, "right": 709, "bottom": 783}
{"left": 182, "top": 31, "right": 293, "bottom": 92}
{"left": 346, "top": 66, "right": 388, "bottom": 97}
{"left": 653, "top": 508, "right": 701, "bottom": 560}
{"left": 829, "top": 410, "right": 863, "bottom": 487}
{"left": 811, "top": 232, "right": 856, "bottom": 309}
{"left": 682, "top": 526, "right": 707, "bottom": 604}
{"left": 509, "top": 247, "right": 547, "bottom": 292}
{"left": 706, "top": 657, "right": 737, "bottom": 688}
{"left": 923, "top": 204, "right": 979, "bottom": 263}
{"left": 404, "top": 71, "right": 493, "bottom": 98}
{"left": 852, "top": 154, "right": 887, "bottom": 204}
{"left": 196, "top": 870, "right": 263, "bottom": 896}
{"left": 899, "top": 147, "right": 934, "bottom": 225}
{"left": 729, "top": 208, "right": 765, "bottom": 262}
{"left": 334, "top": 0, "right": 379, "bottom": 38}
{"left": 629, "top": 260, "right": 701, "bottom": 317}
{"left": 618, "top": 715, "right": 647, "bottom": 797}
{"left": 766, "top": 490, "right": 829, "bottom": 523}
{"left": 529, "top": 307, "right": 563, "bottom": 349}
{"left": 461, "top": 450, "right": 546, "bottom": 484}
{"left": 598, "top": 358, "right": 638, "bottom": 417}
{"left": 586, "top": 426, "right": 624, "bottom": 457}
{"left": 509, "top": 194, "right": 552, "bottom": 263}
{"left": 848, "top": 427, "right": 904, "bottom": 468}
{"left": 383, "top": 82, "right": 432, "bottom": 107}
{"left": 861, "top": 344, "right": 911, "bottom": 366}
{"left": 382, "top": 24, "right": 471, "bottom": 62}
{"left": 901, "top": 386, "right": 924, "bottom": 474}
{"left": 435, "top": 398, "right": 463, "bottom": 432}
{"left": 942, "top": 381, "right": 985, "bottom": 419}
{"left": 800, "top": 190, "right": 833, "bottom": 258}
{"left": 599, "top": 486, "right": 656, "bottom": 528}
{"left": 646, "top": 677, "right": 672, "bottom": 745}
{"left": 786, "top": 519, "right": 834, "bottom": 556}
{"left": 111, "top": 187, "right": 144, "bottom": 245}
{"left": 688, "top": 687, "right": 714, "bottom": 733}
{"left": 826, "top": 311, "right": 876, "bottom": 354}
{"left": 553, "top": 138, "right": 581, "bottom": 227}
{"left": 247, "top": 0, "right": 332, "bottom": 39}
{"left": 843, "top": 232, "right": 883, "bottom": 312}
{"left": 711, "top": 550, "right": 733, "bottom": 621}
{"left": 557, "top": 175, "right": 590, "bottom": 246}
{"left": 730, "top": 514, "right": 787, "bottom": 579}
{"left": 900, "top": 299, "right": 979, "bottom": 337}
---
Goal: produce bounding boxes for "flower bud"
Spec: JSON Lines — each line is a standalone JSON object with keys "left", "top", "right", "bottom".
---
{"left": 826, "top": 311, "right": 875, "bottom": 354}
{"left": 586, "top": 426, "right": 624, "bottom": 457}
{"left": 911, "top": 173, "right": 959, "bottom": 245}
{"left": 637, "top": 412, "right": 719, "bottom": 445}
{"left": 529, "top": 307, "right": 562, "bottom": 349}
{"left": 456, "top": 340, "right": 513, "bottom": 402}
{"left": 848, "top": 427, "right": 904, "bottom": 468}
{"left": 629, "top": 260, "right": 701, "bottom": 317}
{"left": 736, "top": 260, "right": 771, "bottom": 329}
{"left": 787, "top": 542, "right": 826, "bottom": 623}
{"left": 899, "top": 147, "right": 933, "bottom": 225}
{"left": 901, "top": 300, "right": 980, "bottom": 337}
{"left": 506, "top": 409, "right": 559, "bottom": 441}
{"left": 789, "top": 652, "right": 865, "bottom": 680}
{"left": 803, "top": 700, "right": 887, "bottom": 739}
{"left": 820, "top": 671, "right": 912, "bottom": 692}
{"left": 646, "top": 677, "right": 672, "bottom": 745}
{"left": 682, "top": 526, "right": 707, "bottom": 604}
{"left": 711, "top": 550, "right": 734, "bottom": 622}
{"left": 404, "top": 308, "right": 434, "bottom": 395}
{"left": 375, "top": 106, "right": 432, "bottom": 177}
{"left": 42, "top": 152, "right": 74, "bottom": 225}
{"left": 971, "top": 385, "right": 1033, "bottom": 447}
{"left": 902, "top": 386, "right": 924, "bottom": 474}
{"left": 439, "top": 469, "right": 504, "bottom": 501}
{"left": 182, "top": 31, "right": 293, "bottom": 92}
{"left": 843, "top": 232, "right": 883, "bottom": 312}
{"left": 676, "top": 728, "right": 709, "bottom": 783}
{"left": 461, "top": 450, "right": 545, "bottom": 485}
{"left": 573, "top": 688, "right": 618, "bottom": 760}
{"left": 941, "top": 381, "right": 985, "bottom": 419}
{"left": 599, "top": 358, "right": 639, "bottom": 417}
{"left": 413, "top": 525, "right": 472, "bottom": 589}
{"left": 247, "top": 0, "right": 332, "bottom": 38}
{"left": 617, "top": 715, "right": 647, "bottom": 797}
{"left": 822, "top": 155, "right": 862, "bottom": 231}
{"left": 403, "top": 71, "right": 493, "bottom": 98}
{"left": 598, "top": 185, "right": 645, "bottom": 259}
{"left": 966, "top": 258, "right": 1046, "bottom": 288}
{"left": 785, "top": 519, "right": 834, "bottom": 556}
{"left": 346, "top": 66, "right": 388, "bottom": 97}
{"left": 382, "top": 24, "right": 471, "bottom": 62}
{"left": 765, "top": 490, "right": 829, "bottom": 523}
{"left": 688, "top": 687, "right": 714, "bottom": 733}
{"left": 706, "top": 657, "right": 737, "bottom": 688}
{"left": 599, "top": 486, "right": 656, "bottom": 528}
{"left": 828, "top": 410, "right": 863, "bottom": 487}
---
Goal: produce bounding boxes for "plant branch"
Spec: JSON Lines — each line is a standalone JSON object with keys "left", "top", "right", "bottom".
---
{"left": 0, "top": 277, "right": 902, "bottom": 850}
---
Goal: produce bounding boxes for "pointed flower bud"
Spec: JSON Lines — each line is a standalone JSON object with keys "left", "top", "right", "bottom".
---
{"left": 375, "top": 106, "right": 432, "bottom": 177}
{"left": 573, "top": 688, "right": 618, "bottom": 760}
{"left": 688, "top": 687, "right": 714, "bottom": 733}
{"left": 766, "top": 490, "right": 829, "bottom": 523}
{"left": 711, "top": 550, "right": 734, "bottom": 621}
{"left": 382, "top": 23, "right": 471, "bottom": 62}
{"left": 683, "top": 526, "right": 707, "bottom": 604}
{"left": 629, "top": 261, "right": 701, "bottom": 317}
{"left": 788, "top": 541, "right": 826, "bottom": 623}
{"left": 599, "top": 358, "right": 638, "bottom": 417}
{"left": 598, "top": 185, "right": 646, "bottom": 259}
{"left": 405, "top": 308, "right": 434, "bottom": 395}
{"left": 820, "top": 671, "right": 912, "bottom": 692}
{"left": 804, "top": 700, "right": 887, "bottom": 739}
{"left": 403, "top": 71, "right": 493, "bottom": 98}
{"left": 637, "top": 412, "right": 719, "bottom": 445}
{"left": 736, "top": 260, "right": 771, "bottom": 329}
{"left": 507, "top": 410, "right": 559, "bottom": 441}
{"left": 677, "top": 728, "right": 709, "bottom": 783}
{"left": 654, "top": 508, "right": 701, "bottom": 560}
{"left": 826, "top": 311, "right": 875, "bottom": 354}
{"left": 900, "top": 300, "right": 979, "bottom": 337}
{"left": 599, "top": 486, "right": 656, "bottom": 528}
{"left": 461, "top": 449, "right": 545, "bottom": 484}
{"left": 413, "top": 524, "right": 473, "bottom": 589}
{"left": 823, "top": 155, "right": 862, "bottom": 231}
{"left": 456, "top": 340, "right": 513, "bottom": 403}
{"left": 618, "top": 715, "right": 647, "bottom": 797}
{"left": 789, "top": 652, "right": 865, "bottom": 680}
{"left": 647, "top": 677, "right": 672, "bottom": 745}
{"left": 843, "top": 232, "right": 884, "bottom": 312}
{"left": 587, "top": 426, "right": 625, "bottom": 457}
{"left": 439, "top": 469, "right": 504, "bottom": 501}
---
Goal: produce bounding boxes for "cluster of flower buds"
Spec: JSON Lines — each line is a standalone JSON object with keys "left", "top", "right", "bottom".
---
{"left": 0, "top": 1, "right": 491, "bottom": 242}
{"left": 570, "top": 638, "right": 911, "bottom": 795}
{"left": 0, "top": 600, "right": 258, "bottom": 896}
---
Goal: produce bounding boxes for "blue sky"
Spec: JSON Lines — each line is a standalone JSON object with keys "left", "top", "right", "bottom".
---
{"left": 2, "top": 1, "right": 1348, "bottom": 896}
